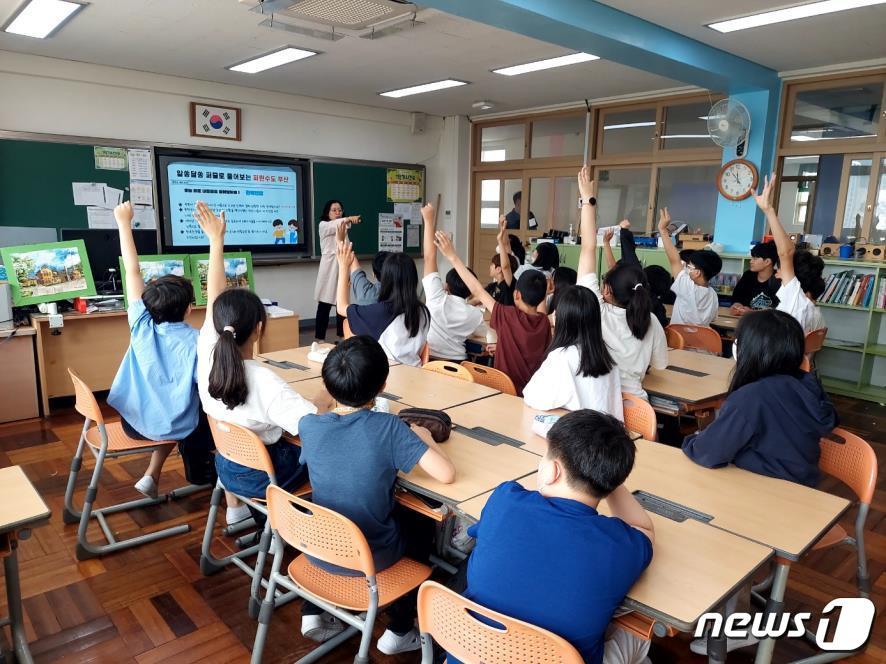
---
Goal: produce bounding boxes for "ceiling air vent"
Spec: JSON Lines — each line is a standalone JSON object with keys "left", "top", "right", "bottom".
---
{"left": 240, "top": 0, "right": 416, "bottom": 31}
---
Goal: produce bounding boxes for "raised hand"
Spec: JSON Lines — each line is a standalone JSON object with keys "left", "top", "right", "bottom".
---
{"left": 578, "top": 165, "right": 596, "bottom": 200}
{"left": 336, "top": 240, "right": 354, "bottom": 269}
{"left": 603, "top": 228, "right": 614, "bottom": 244}
{"left": 434, "top": 230, "right": 457, "bottom": 261}
{"left": 114, "top": 201, "right": 134, "bottom": 227}
{"left": 657, "top": 207, "right": 672, "bottom": 233}
{"left": 497, "top": 215, "right": 508, "bottom": 243}
{"left": 335, "top": 219, "right": 348, "bottom": 243}
{"left": 193, "top": 201, "right": 226, "bottom": 242}
{"left": 753, "top": 173, "right": 776, "bottom": 213}
{"left": 619, "top": 219, "right": 631, "bottom": 229}
{"left": 421, "top": 202, "right": 436, "bottom": 228}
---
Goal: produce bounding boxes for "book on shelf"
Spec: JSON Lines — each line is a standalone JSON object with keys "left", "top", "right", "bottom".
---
{"left": 877, "top": 280, "right": 886, "bottom": 309}
{"left": 862, "top": 275, "right": 875, "bottom": 307}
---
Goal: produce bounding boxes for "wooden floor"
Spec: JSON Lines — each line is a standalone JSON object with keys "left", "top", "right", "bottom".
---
{"left": 0, "top": 392, "right": 883, "bottom": 663}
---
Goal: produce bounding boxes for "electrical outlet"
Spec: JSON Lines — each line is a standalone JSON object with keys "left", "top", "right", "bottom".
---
{"left": 48, "top": 314, "right": 64, "bottom": 329}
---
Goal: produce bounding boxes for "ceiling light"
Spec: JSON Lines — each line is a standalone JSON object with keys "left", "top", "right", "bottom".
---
{"left": 472, "top": 100, "right": 495, "bottom": 110}
{"left": 228, "top": 46, "right": 318, "bottom": 73}
{"left": 708, "top": 0, "right": 886, "bottom": 33}
{"left": 380, "top": 79, "right": 467, "bottom": 98}
{"left": 4, "top": 0, "right": 86, "bottom": 39}
{"left": 791, "top": 135, "right": 818, "bottom": 142}
{"left": 603, "top": 121, "right": 657, "bottom": 130}
{"left": 492, "top": 52, "right": 599, "bottom": 76}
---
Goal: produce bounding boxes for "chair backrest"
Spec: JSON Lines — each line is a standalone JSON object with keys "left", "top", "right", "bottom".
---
{"left": 266, "top": 484, "right": 375, "bottom": 576}
{"left": 665, "top": 324, "right": 722, "bottom": 355}
{"left": 423, "top": 361, "right": 475, "bottom": 382}
{"left": 420, "top": 342, "right": 430, "bottom": 366}
{"left": 622, "top": 392, "right": 657, "bottom": 441}
{"left": 343, "top": 319, "right": 354, "bottom": 339}
{"left": 460, "top": 361, "right": 517, "bottom": 396}
{"left": 819, "top": 428, "right": 877, "bottom": 505}
{"left": 805, "top": 327, "right": 827, "bottom": 354}
{"left": 208, "top": 416, "right": 276, "bottom": 477}
{"left": 417, "top": 581, "right": 583, "bottom": 664}
{"left": 664, "top": 327, "right": 685, "bottom": 350}
{"left": 800, "top": 356, "right": 811, "bottom": 372}
{"left": 68, "top": 369, "right": 105, "bottom": 425}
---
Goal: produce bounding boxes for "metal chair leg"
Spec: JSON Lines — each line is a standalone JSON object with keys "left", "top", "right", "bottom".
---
{"left": 62, "top": 422, "right": 89, "bottom": 524}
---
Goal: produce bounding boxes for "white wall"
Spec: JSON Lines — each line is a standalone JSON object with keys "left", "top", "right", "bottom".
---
{"left": 0, "top": 50, "right": 471, "bottom": 320}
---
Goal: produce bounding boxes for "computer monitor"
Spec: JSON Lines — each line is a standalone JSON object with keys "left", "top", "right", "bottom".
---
{"left": 60, "top": 228, "right": 159, "bottom": 294}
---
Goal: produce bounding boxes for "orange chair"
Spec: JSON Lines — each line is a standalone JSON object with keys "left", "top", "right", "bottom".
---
{"left": 460, "top": 361, "right": 517, "bottom": 396}
{"left": 252, "top": 485, "right": 432, "bottom": 664}
{"left": 622, "top": 392, "right": 658, "bottom": 441}
{"left": 804, "top": 327, "right": 827, "bottom": 371}
{"left": 417, "top": 580, "right": 583, "bottom": 664}
{"left": 664, "top": 327, "right": 685, "bottom": 350}
{"left": 63, "top": 370, "right": 206, "bottom": 560}
{"left": 423, "top": 360, "right": 474, "bottom": 382}
{"left": 420, "top": 342, "right": 430, "bottom": 365}
{"left": 665, "top": 324, "right": 722, "bottom": 355}
{"left": 800, "top": 356, "right": 811, "bottom": 372}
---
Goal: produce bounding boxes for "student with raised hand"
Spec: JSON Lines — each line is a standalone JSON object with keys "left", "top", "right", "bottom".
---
{"left": 730, "top": 240, "right": 780, "bottom": 313}
{"left": 659, "top": 208, "right": 721, "bottom": 326}
{"left": 576, "top": 166, "right": 668, "bottom": 400}
{"left": 349, "top": 249, "right": 389, "bottom": 306}
{"left": 192, "top": 201, "right": 331, "bottom": 536}
{"left": 458, "top": 410, "right": 653, "bottom": 664}
{"left": 107, "top": 201, "right": 209, "bottom": 498}
{"left": 420, "top": 202, "right": 484, "bottom": 361}
{"left": 754, "top": 174, "right": 826, "bottom": 333}
{"left": 335, "top": 234, "right": 429, "bottom": 366}
{"left": 435, "top": 231, "right": 550, "bottom": 396}
{"left": 298, "top": 336, "right": 455, "bottom": 653}
{"left": 523, "top": 284, "right": 623, "bottom": 417}
{"left": 682, "top": 308, "right": 836, "bottom": 487}
{"left": 483, "top": 216, "right": 518, "bottom": 306}
{"left": 602, "top": 221, "right": 669, "bottom": 327}
{"left": 514, "top": 240, "right": 560, "bottom": 280}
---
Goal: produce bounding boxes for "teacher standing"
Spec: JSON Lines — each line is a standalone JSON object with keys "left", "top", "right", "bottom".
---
{"left": 314, "top": 199, "right": 361, "bottom": 341}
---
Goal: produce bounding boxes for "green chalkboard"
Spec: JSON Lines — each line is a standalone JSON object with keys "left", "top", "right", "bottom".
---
{"left": 312, "top": 161, "right": 423, "bottom": 257}
{"left": 0, "top": 138, "right": 133, "bottom": 228}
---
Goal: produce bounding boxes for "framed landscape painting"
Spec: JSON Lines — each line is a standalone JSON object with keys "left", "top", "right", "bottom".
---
{"left": 189, "top": 252, "right": 254, "bottom": 305}
{"left": 0, "top": 240, "right": 96, "bottom": 306}
{"left": 119, "top": 254, "right": 191, "bottom": 305}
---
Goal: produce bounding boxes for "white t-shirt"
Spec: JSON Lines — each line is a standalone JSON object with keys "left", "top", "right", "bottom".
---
{"left": 513, "top": 263, "right": 553, "bottom": 281}
{"left": 197, "top": 320, "right": 316, "bottom": 444}
{"left": 670, "top": 270, "right": 718, "bottom": 326}
{"left": 523, "top": 346, "right": 624, "bottom": 419}
{"left": 776, "top": 277, "right": 826, "bottom": 334}
{"left": 423, "top": 273, "right": 484, "bottom": 361}
{"left": 578, "top": 274, "right": 668, "bottom": 399}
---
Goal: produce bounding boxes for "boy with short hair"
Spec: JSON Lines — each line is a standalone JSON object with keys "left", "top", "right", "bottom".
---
{"left": 349, "top": 250, "right": 390, "bottom": 306}
{"left": 107, "top": 201, "right": 212, "bottom": 499}
{"left": 297, "top": 336, "right": 455, "bottom": 653}
{"left": 272, "top": 218, "right": 285, "bottom": 244}
{"left": 731, "top": 240, "right": 780, "bottom": 314}
{"left": 659, "top": 208, "right": 722, "bottom": 326}
{"left": 461, "top": 409, "right": 654, "bottom": 664}
{"left": 420, "top": 203, "right": 485, "bottom": 361}
{"left": 435, "top": 231, "right": 551, "bottom": 396}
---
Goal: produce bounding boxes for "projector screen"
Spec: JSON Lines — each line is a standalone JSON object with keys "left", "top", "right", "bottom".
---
{"left": 156, "top": 150, "right": 310, "bottom": 255}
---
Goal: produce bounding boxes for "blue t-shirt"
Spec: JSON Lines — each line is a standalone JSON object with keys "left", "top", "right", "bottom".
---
{"left": 107, "top": 299, "right": 199, "bottom": 441}
{"left": 461, "top": 482, "right": 653, "bottom": 664}
{"left": 298, "top": 409, "right": 428, "bottom": 574}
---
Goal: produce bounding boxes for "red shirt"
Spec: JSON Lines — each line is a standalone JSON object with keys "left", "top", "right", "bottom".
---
{"left": 490, "top": 304, "right": 551, "bottom": 396}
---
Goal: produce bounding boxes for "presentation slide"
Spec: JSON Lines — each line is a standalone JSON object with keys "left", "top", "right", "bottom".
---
{"left": 166, "top": 161, "right": 300, "bottom": 246}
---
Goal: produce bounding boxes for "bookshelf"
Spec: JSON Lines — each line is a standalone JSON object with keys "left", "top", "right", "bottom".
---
{"left": 533, "top": 241, "right": 886, "bottom": 404}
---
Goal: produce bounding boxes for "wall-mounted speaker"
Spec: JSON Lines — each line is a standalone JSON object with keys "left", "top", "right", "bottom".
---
{"left": 410, "top": 112, "right": 427, "bottom": 135}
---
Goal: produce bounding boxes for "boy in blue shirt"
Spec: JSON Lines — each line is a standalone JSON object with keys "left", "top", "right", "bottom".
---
{"left": 462, "top": 410, "right": 654, "bottom": 664}
{"left": 107, "top": 202, "right": 216, "bottom": 502}
{"left": 297, "top": 335, "right": 455, "bottom": 653}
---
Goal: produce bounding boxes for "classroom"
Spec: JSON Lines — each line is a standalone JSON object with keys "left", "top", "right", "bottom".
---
{"left": 0, "top": 0, "right": 883, "bottom": 662}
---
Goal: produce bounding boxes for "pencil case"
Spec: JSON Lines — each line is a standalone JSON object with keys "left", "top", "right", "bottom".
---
{"left": 398, "top": 408, "right": 452, "bottom": 442}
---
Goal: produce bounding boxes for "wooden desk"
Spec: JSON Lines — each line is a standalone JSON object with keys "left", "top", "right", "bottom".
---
{"left": 399, "top": 429, "right": 539, "bottom": 504}
{"left": 257, "top": 344, "right": 334, "bottom": 382}
{"left": 285, "top": 377, "right": 410, "bottom": 415}
{"left": 459, "top": 475, "right": 772, "bottom": 632}
{"left": 629, "top": 439, "right": 849, "bottom": 560}
{"left": 382, "top": 364, "right": 499, "bottom": 409}
{"left": 31, "top": 308, "right": 298, "bottom": 413}
{"left": 0, "top": 326, "right": 39, "bottom": 423}
{"left": 445, "top": 393, "right": 564, "bottom": 456}
{"left": 642, "top": 349, "right": 734, "bottom": 415}
{"left": 665, "top": 305, "right": 739, "bottom": 331}
{"left": 0, "top": 466, "right": 51, "bottom": 664}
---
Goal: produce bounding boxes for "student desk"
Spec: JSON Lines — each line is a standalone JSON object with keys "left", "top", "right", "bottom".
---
{"left": 664, "top": 304, "right": 740, "bottom": 332}
{"left": 257, "top": 343, "right": 334, "bottom": 382}
{"left": 380, "top": 364, "right": 499, "bottom": 409}
{"left": 0, "top": 326, "right": 39, "bottom": 423}
{"left": 642, "top": 349, "right": 734, "bottom": 422}
{"left": 30, "top": 308, "right": 298, "bottom": 414}
{"left": 444, "top": 393, "right": 564, "bottom": 456}
{"left": 458, "top": 475, "right": 773, "bottom": 634}
{"left": 0, "top": 466, "right": 51, "bottom": 664}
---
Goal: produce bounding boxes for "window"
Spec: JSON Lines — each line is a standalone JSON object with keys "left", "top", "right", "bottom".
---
{"left": 655, "top": 164, "right": 720, "bottom": 236}
{"left": 530, "top": 115, "right": 586, "bottom": 158}
{"left": 788, "top": 80, "right": 885, "bottom": 146}
{"left": 600, "top": 107, "right": 656, "bottom": 155}
{"left": 778, "top": 156, "right": 820, "bottom": 234}
{"left": 480, "top": 124, "right": 524, "bottom": 162}
{"left": 840, "top": 158, "right": 872, "bottom": 241}
{"left": 597, "top": 167, "right": 651, "bottom": 229}
{"left": 479, "top": 177, "right": 521, "bottom": 228}
{"left": 873, "top": 157, "right": 886, "bottom": 243}
{"left": 662, "top": 100, "right": 716, "bottom": 151}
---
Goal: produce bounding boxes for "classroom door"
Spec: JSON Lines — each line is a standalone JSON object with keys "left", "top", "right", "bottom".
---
{"left": 470, "top": 172, "right": 524, "bottom": 273}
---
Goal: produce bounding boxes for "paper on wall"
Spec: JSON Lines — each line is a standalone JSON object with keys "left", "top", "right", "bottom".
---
{"left": 394, "top": 202, "right": 423, "bottom": 226}
{"left": 378, "top": 213, "right": 404, "bottom": 252}
{"left": 99, "top": 186, "right": 124, "bottom": 209}
{"left": 406, "top": 224, "right": 420, "bottom": 248}
{"left": 86, "top": 206, "right": 116, "bottom": 229}
{"left": 94, "top": 146, "right": 128, "bottom": 170}
{"left": 130, "top": 180, "right": 153, "bottom": 206}
{"left": 132, "top": 206, "right": 156, "bottom": 230}
{"left": 128, "top": 149, "right": 152, "bottom": 180}
{"left": 72, "top": 182, "right": 107, "bottom": 206}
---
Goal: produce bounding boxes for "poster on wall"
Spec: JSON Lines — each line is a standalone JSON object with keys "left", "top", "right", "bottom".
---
{"left": 94, "top": 146, "right": 128, "bottom": 170}
{"left": 378, "top": 213, "right": 404, "bottom": 252}
{"left": 386, "top": 168, "right": 423, "bottom": 203}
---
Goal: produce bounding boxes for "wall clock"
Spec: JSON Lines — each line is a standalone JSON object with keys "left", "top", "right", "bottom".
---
{"left": 717, "top": 159, "right": 758, "bottom": 201}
